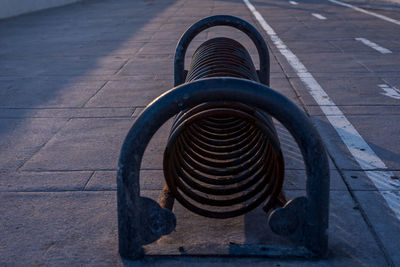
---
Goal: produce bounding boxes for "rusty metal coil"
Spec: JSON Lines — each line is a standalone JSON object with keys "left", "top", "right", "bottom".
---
{"left": 186, "top": 38, "right": 259, "bottom": 82}
{"left": 163, "top": 37, "right": 285, "bottom": 218}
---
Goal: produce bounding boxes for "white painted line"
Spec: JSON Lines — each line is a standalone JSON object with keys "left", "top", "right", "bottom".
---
{"left": 289, "top": 1, "right": 298, "bottom": 5}
{"left": 378, "top": 84, "right": 400, "bottom": 99}
{"left": 312, "top": 13, "right": 327, "bottom": 20}
{"left": 355, "top": 38, "right": 392, "bottom": 54}
{"left": 329, "top": 0, "right": 400, "bottom": 26}
{"left": 243, "top": 0, "right": 400, "bottom": 220}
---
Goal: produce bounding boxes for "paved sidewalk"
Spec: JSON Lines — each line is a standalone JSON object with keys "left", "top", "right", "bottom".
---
{"left": 0, "top": 0, "right": 398, "bottom": 266}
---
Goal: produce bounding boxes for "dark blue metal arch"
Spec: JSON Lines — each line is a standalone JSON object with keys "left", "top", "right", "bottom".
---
{"left": 117, "top": 77, "right": 330, "bottom": 258}
{"left": 174, "top": 15, "right": 271, "bottom": 86}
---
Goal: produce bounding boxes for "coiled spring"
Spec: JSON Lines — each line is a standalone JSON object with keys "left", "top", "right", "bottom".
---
{"left": 163, "top": 38, "right": 285, "bottom": 218}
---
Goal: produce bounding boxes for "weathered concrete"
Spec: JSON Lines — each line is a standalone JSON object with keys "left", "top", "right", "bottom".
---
{"left": 0, "top": 0, "right": 399, "bottom": 265}
{"left": 0, "top": 0, "right": 82, "bottom": 19}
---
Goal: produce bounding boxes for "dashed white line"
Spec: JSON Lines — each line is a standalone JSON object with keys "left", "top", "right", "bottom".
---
{"left": 378, "top": 84, "right": 400, "bottom": 100}
{"left": 312, "top": 13, "right": 327, "bottom": 20}
{"left": 329, "top": 0, "right": 400, "bottom": 26}
{"left": 289, "top": 1, "right": 298, "bottom": 5}
{"left": 243, "top": 0, "right": 400, "bottom": 220}
{"left": 355, "top": 38, "right": 392, "bottom": 54}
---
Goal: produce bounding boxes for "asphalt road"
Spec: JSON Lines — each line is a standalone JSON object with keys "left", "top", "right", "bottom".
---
{"left": 0, "top": 0, "right": 399, "bottom": 266}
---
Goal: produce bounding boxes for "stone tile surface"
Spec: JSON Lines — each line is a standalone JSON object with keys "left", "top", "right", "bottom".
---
{"left": 0, "top": 0, "right": 399, "bottom": 265}
{"left": 22, "top": 118, "right": 134, "bottom": 171}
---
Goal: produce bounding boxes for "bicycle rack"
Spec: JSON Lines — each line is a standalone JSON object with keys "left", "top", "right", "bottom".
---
{"left": 117, "top": 15, "right": 330, "bottom": 259}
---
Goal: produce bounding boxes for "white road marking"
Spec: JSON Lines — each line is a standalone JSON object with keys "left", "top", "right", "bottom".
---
{"left": 355, "top": 38, "right": 392, "bottom": 54}
{"left": 312, "top": 13, "right": 327, "bottom": 20}
{"left": 329, "top": 0, "right": 400, "bottom": 26}
{"left": 289, "top": 1, "right": 298, "bottom": 5}
{"left": 378, "top": 84, "right": 400, "bottom": 100}
{"left": 243, "top": 0, "right": 400, "bottom": 220}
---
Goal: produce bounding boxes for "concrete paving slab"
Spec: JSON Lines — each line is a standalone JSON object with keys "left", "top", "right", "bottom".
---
{"left": 84, "top": 167, "right": 347, "bottom": 193}
{"left": 331, "top": 39, "right": 400, "bottom": 53}
{"left": 305, "top": 104, "right": 400, "bottom": 173}
{"left": 287, "top": 53, "right": 370, "bottom": 74}
{"left": 60, "top": 42, "right": 146, "bottom": 57}
{"left": 141, "top": 119, "right": 173, "bottom": 170}
{"left": 284, "top": 169, "right": 347, "bottom": 191}
{"left": 0, "top": 171, "right": 92, "bottom": 192}
{"left": 277, "top": 25, "right": 366, "bottom": 41}
{"left": 118, "top": 56, "right": 173, "bottom": 76}
{"left": 0, "top": 191, "right": 120, "bottom": 267}
{"left": 354, "top": 54, "right": 400, "bottom": 73}
{"left": 311, "top": 116, "right": 362, "bottom": 170}
{"left": 286, "top": 40, "right": 341, "bottom": 54}
{"left": 0, "top": 55, "right": 129, "bottom": 78}
{"left": 20, "top": 116, "right": 172, "bottom": 172}
{"left": 0, "top": 107, "right": 134, "bottom": 119}
{"left": 342, "top": 170, "right": 400, "bottom": 191}
{"left": 138, "top": 42, "right": 182, "bottom": 56}
{"left": 276, "top": 121, "right": 306, "bottom": 170}
{"left": 141, "top": 190, "right": 387, "bottom": 266}
{"left": 0, "top": 79, "right": 107, "bottom": 108}
{"left": 0, "top": 118, "right": 68, "bottom": 173}
{"left": 85, "top": 79, "right": 170, "bottom": 108}
{"left": 151, "top": 30, "right": 208, "bottom": 42}
{"left": 340, "top": 114, "right": 400, "bottom": 170}
{"left": 269, "top": 77, "right": 302, "bottom": 106}
{"left": 289, "top": 76, "right": 399, "bottom": 107}
{"left": 307, "top": 105, "right": 400, "bottom": 116}
{"left": 21, "top": 118, "right": 133, "bottom": 171}
{"left": 0, "top": 0, "right": 398, "bottom": 265}
{"left": 1, "top": 39, "right": 145, "bottom": 58}
{"left": 0, "top": 189, "right": 387, "bottom": 266}
{"left": 381, "top": 76, "right": 400, "bottom": 89}
{"left": 354, "top": 190, "right": 400, "bottom": 266}
{"left": 85, "top": 170, "right": 165, "bottom": 191}
{"left": 275, "top": 121, "right": 336, "bottom": 170}
{"left": 84, "top": 170, "right": 117, "bottom": 191}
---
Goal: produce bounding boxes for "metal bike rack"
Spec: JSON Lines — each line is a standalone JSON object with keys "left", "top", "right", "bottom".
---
{"left": 117, "top": 15, "right": 330, "bottom": 259}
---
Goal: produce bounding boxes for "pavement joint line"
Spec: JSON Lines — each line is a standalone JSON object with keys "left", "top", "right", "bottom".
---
{"left": 0, "top": 116, "right": 133, "bottom": 119}
{"left": 0, "top": 107, "right": 141, "bottom": 110}
{"left": 81, "top": 80, "right": 109, "bottom": 108}
{"left": 82, "top": 171, "right": 95, "bottom": 191}
{"left": 113, "top": 58, "right": 131, "bottom": 76}
{"left": 333, "top": 163, "right": 395, "bottom": 266}
{"left": 16, "top": 118, "right": 71, "bottom": 172}
{"left": 18, "top": 168, "right": 168, "bottom": 172}
{"left": 69, "top": 116, "right": 134, "bottom": 119}
{"left": 0, "top": 190, "right": 117, "bottom": 193}
{"left": 328, "top": 0, "right": 400, "bottom": 26}
{"left": 20, "top": 168, "right": 118, "bottom": 172}
{"left": 307, "top": 104, "right": 400, "bottom": 106}
{"left": 355, "top": 38, "right": 392, "bottom": 54}
{"left": 0, "top": 188, "right": 355, "bottom": 193}
{"left": 378, "top": 84, "right": 400, "bottom": 100}
{"left": 243, "top": 0, "right": 400, "bottom": 222}
{"left": 131, "top": 107, "right": 138, "bottom": 117}
{"left": 312, "top": 113, "right": 400, "bottom": 116}
{"left": 342, "top": 168, "right": 400, "bottom": 171}
{"left": 311, "top": 13, "right": 327, "bottom": 20}
{"left": 80, "top": 41, "right": 149, "bottom": 109}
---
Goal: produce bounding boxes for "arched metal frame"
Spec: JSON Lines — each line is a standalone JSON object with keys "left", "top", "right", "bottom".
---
{"left": 174, "top": 15, "right": 270, "bottom": 86}
{"left": 117, "top": 78, "right": 330, "bottom": 259}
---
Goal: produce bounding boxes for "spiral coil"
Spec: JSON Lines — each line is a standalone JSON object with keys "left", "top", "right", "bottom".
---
{"left": 163, "top": 38, "right": 285, "bottom": 218}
